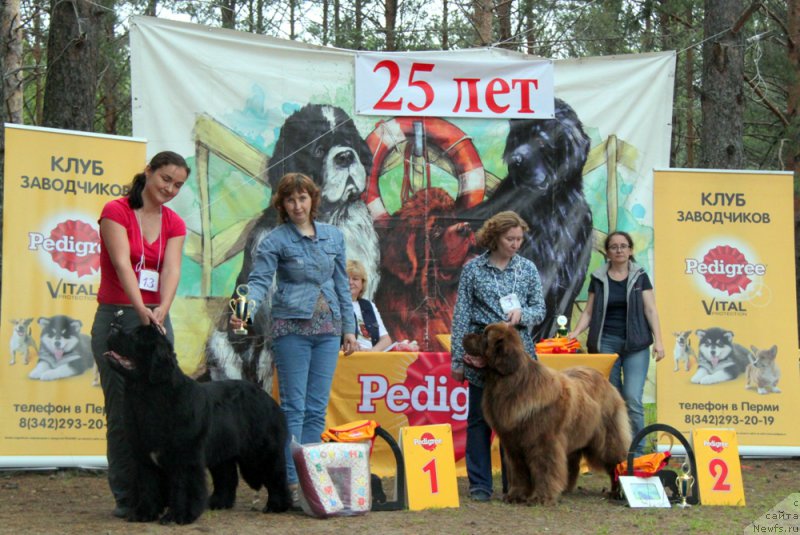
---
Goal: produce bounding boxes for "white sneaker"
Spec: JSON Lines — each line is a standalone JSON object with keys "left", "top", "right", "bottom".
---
{"left": 289, "top": 483, "right": 302, "bottom": 510}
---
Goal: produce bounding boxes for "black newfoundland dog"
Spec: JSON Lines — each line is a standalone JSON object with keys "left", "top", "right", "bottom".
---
{"left": 105, "top": 323, "right": 290, "bottom": 524}
{"left": 459, "top": 98, "right": 593, "bottom": 341}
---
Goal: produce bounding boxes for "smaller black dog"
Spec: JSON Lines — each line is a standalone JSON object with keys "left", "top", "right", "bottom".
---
{"left": 658, "top": 470, "right": 680, "bottom": 501}
{"left": 106, "top": 323, "right": 290, "bottom": 524}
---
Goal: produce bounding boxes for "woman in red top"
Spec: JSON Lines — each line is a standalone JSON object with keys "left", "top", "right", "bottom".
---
{"left": 90, "top": 151, "right": 190, "bottom": 518}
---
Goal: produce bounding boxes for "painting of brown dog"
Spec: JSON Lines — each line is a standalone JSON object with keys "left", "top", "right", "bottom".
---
{"left": 462, "top": 323, "right": 631, "bottom": 505}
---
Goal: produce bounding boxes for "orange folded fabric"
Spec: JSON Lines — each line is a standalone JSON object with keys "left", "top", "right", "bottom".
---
{"left": 535, "top": 337, "right": 582, "bottom": 354}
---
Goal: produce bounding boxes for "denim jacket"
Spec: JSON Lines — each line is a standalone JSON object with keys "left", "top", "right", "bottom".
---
{"left": 247, "top": 221, "right": 355, "bottom": 335}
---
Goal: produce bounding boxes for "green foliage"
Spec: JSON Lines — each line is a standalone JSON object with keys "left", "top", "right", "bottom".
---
{"left": 5, "top": 0, "right": 795, "bottom": 175}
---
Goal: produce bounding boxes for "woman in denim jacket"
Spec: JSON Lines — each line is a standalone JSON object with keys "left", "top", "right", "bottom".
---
{"left": 230, "top": 173, "right": 357, "bottom": 504}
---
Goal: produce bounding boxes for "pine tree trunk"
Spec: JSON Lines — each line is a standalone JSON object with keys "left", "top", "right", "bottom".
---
{"left": 699, "top": 0, "right": 745, "bottom": 169}
{"left": 788, "top": 0, "right": 800, "bottom": 175}
{"left": 496, "top": 0, "right": 512, "bottom": 49}
{"left": 221, "top": 0, "right": 236, "bottom": 29}
{"left": 441, "top": 0, "right": 449, "bottom": 50}
{"left": 2, "top": 0, "right": 23, "bottom": 124}
{"left": 789, "top": 0, "right": 800, "bottom": 346}
{"left": 385, "top": 0, "right": 397, "bottom": 51}
{"left": 472, "top": 0, "right": 493, "bottom": 46}
{"left": 0, "top": 0, "right": 5, "bottom": 302}
{"left": 41, "top": 0, "right": 99, "bottom": 132}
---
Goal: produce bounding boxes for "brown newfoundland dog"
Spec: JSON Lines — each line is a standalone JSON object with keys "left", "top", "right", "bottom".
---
{"left": 462, "top": 323, "right": 631, "bottom": 505}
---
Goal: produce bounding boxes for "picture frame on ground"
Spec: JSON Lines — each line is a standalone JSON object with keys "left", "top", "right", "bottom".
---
{"left": 619, "top": 476, "right": 671, "bottom": 508}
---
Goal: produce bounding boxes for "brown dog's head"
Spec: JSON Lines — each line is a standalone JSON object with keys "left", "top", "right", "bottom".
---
{"left": 462, "top": 322, "right": 526, "bottom": 376}
{"left": 380, "top": 187, "right": 475, "bottom": 286}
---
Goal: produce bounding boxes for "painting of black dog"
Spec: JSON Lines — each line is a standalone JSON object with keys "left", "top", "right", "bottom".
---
{"left": 460, "top": 98, "right": 593, "bottom": 341}
{"left": 105, "top": 324, "right": 290, "bottom": 524}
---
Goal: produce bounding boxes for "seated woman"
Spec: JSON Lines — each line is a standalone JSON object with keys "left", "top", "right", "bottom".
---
{"left": 347, "top": 260, "right": 393, "bottom": 352}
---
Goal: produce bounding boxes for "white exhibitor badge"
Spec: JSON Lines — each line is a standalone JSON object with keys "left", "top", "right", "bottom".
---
{"left": 138, "top": 269, "right": 159, "bottom": 292}
{"left": 500, "top": 293, "right": 521, "bottom": 314}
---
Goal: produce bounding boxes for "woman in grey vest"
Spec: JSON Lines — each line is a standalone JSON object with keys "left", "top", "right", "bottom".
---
{"left": 568, "top": 231, "right": 665, "bottom": 456}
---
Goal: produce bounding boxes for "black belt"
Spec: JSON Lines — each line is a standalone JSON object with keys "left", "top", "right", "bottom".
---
{"left": 471, "top": 322, "right": 526, "bottom": 332}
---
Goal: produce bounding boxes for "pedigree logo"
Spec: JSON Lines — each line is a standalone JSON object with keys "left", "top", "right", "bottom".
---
{"left": 704, "top": 435, "right": 728, "bottom": 453}
{"left": 414, "top": 432, "right": 442, "bottom": 452}
{"left": 684, "top": 245, "right": 765, "bottom": 295}
{"left": 357, "top": 352, "right": 468, "bottom": 459}
{"left": 28, "top": 219, "right": 101, "bottom": 277}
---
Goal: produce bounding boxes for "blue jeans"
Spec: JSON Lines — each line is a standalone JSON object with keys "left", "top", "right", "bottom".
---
{"left": 600, "top": 333, "right": 650, "bottom": 455}
{"left": 466, "top": 383, "right": 507, "bottom": 496}
{"left": 272, "top": 333, "right": 340, "bottom": 484}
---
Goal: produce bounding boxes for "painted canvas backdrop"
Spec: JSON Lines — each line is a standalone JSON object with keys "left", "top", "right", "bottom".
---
{"left": 130, "top": 16, "right": 675, "bottom": 373}
{"left": 129, "top": 17, "right": 675, "bottom": 471}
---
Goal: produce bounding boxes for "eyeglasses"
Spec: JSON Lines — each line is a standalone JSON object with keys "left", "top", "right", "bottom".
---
{"left": 608, "top": 244, "right": 630, "bottom": 252}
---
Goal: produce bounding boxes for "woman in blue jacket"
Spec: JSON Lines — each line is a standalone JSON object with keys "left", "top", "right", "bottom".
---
{"left": 568, "top": 231, "right": 664, "bottom": 456}
{"left": 230, "top": 173, "right": 357, "bottom": 503}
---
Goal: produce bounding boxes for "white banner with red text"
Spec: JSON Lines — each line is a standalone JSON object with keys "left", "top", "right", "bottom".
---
{"left": 355, "top": 52, "right": 554, "bottom": 119}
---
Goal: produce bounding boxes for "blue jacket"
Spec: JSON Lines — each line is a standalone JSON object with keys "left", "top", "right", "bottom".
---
{"left": 247, "top": 221, "right": 355, "bottom": 335}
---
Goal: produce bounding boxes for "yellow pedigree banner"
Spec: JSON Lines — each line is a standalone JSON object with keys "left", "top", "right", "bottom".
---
{"left": 0, "top": 125, "right": 146, "bottom": 463}
{"left": 654, "top": 169, "right": 800, "bottom": 451}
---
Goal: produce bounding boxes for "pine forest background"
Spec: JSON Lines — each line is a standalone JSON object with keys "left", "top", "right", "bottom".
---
{"left": 0, "top": 0, "right": 798, "bottom": 337}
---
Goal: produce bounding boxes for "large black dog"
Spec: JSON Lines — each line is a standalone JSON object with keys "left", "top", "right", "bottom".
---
{"left": 105, "top": 324, "right": 290, "bottom": 524}
{"left": 202, "top": 103, "right": 378, "bottom": 389}
{"left": 460, "top": 98, "right": 593, "bottom": 341}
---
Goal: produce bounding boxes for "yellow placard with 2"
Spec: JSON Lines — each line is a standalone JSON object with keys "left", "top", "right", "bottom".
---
{"left": 692, "top": 428, "right": 746, "bottom": 506}
{"left": 400, "top": 424, "right": 460, "bottom": 510}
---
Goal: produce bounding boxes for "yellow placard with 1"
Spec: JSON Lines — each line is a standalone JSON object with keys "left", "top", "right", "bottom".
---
{"left": 400, "top": 424, "right": 460, "bottom": 510}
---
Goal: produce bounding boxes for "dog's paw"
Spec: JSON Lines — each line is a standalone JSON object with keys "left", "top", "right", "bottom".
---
{"left": 263, "top": 498, "right": 290, "bottom": 513}
{"left": 127, "top": 509, "right": 160, "bottom": 523}
{"left": 161, "top": 509, "right": 200, "bottom": 526}
{"left": 208, "top": 493, "right": 234, "bottom": 510}
{"left": 503, "top": 492, "right": 527, "bottom": 505}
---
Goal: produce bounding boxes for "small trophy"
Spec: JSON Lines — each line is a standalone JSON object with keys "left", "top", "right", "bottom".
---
{"left": 556, "top": 315, "right": 569, "bottom": 337}
{"left": 675, "top": 461, "right": 695, "bottom": 508}
{"left": 229, "top": 284, "right": 256, "bottom": 335}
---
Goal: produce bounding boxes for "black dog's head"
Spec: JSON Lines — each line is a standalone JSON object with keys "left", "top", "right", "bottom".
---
{"left": 503, "top": 98, "right": 590, "bottom": 194}
{"left": 267, "top": 104, "right": 372, "bottom": 209}
{"left": 462, "top": 323, "right": 525, "bottom": 376}
{"left": 105, "top": 324, "right": 178, "bottom": 384}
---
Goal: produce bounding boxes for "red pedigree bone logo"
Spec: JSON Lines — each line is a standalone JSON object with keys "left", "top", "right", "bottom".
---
{"left": 684, "top": 244, "right": 766, "bottom": 295}
{"left": 401, "top": 352, "right": 467, "bottom": 459}
{"left": 417, "top": 432, "right": 438, "bottom": 452}
{"left": 705, "top": 435, "right": 727, "bottom": 453}
{"left": 28, "top": 219, "right": 101, "bottom": 276}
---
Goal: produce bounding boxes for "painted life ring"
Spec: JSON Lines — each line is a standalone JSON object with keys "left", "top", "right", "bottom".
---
{"left": 364, "top": 117, "right": 486, "bottom": 220}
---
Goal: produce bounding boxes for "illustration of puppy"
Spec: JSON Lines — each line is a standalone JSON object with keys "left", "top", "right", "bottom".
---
{"left": 745, "top": 345, "right": 780, "bottom": 395}
{"left": 671, "top": 330, "right": 695, "bottom": 372}
{"left": 29, "top": 315, "right": 94, "bottom": 381}
{"left": 691, "top": 328, "right": 751, "bottom": 385}
{"left": 9, "top": 318, "right": 37, "bottom": 365}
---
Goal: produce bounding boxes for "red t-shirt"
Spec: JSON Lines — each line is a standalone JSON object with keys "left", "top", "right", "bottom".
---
{"left": 97, "top": 197, "right": 186, "bottom": 305}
